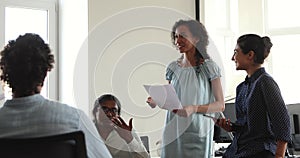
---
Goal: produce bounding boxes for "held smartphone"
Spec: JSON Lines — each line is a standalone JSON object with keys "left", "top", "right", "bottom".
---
{"left": 203, "top": 114, "right": 242, "bottom": 131}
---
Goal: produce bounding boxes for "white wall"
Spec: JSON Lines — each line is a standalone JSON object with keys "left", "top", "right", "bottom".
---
{"left": 88, "top": 0, "right": 195, "bottom": 156}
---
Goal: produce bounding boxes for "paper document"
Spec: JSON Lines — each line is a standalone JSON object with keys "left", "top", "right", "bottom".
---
{"left": 144, "top": 84, "right": 182, "bottom": 110}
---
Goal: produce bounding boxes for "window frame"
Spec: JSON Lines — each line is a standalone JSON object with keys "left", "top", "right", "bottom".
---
{"left": 0, "top": 0, "right": 58, "bottom": 100}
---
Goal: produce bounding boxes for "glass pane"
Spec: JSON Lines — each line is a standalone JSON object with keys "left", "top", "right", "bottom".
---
{"left": 267, "top": 0, "right": 300, "bottom": 28}
{"left": 271, "top": 34, "right": 300, "bottom": 104}
{"left": 4, "top": 7, "right": 49, "bottom": 99}
{"left": 203, "top": 0, "right": 240, "bottom": 100}
{"left": 204, "top": 0, "right": 228, "bottom": 29}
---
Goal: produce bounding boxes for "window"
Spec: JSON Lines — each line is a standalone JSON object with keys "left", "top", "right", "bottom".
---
{"left": 201, "top": 0, "right": 241, "bottom": 102}
{"left": 266, "top": 0, "right": 300, "bottom": 29}
{"left": 201, "top": 0, "right": 300, "bottom": 104}
{"left": 265, "top": 0, "right": 300, "bottom": 104}
{"left": 0, "top": 0, "right": 57, "bottom": 100}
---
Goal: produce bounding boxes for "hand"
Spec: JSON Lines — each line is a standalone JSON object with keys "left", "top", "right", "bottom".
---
{"left": 215, "top": 118, "right": 233, "bottom": 132}
{"left": 111, "top": 116, "right": 133, "bottom": 143}
{"left": 172, "top": 105, "right": 196, "bottom": 117}
{"left": 146, "top": 97, "right": 157, "bottom": 108}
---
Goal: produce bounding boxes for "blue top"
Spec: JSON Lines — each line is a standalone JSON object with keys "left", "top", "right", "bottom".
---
{"left": 161, "top": 59, "right": 221, "bottom": 158}
{"left": 224, "top": 68, "right": 292, "bottom": 158}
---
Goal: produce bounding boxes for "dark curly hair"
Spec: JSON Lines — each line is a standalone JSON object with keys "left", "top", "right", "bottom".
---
{"left": 171, "top": 19, "right": 210, "bottom": 66}
{"left": 0, "top": 33, "right": 54, "bottom": 97}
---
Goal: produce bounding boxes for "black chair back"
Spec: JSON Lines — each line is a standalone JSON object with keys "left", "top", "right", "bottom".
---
{"left": 0, "top": 131, "right": 87, "bottom": 158}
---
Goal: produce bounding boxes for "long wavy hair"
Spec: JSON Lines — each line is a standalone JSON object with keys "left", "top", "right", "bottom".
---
{"left": 171, "top": 19, "right": 210, "bottom": 66}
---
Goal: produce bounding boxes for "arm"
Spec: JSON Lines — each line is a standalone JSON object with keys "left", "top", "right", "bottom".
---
{"left": 261, "top": 77, "right": 291, "bottom": 157}
{"left": 126, "top": 132, "right": 150, "bottom": 158}
{"left": 174, "top": 78, "right": 225, "bottom": 117}
{"left": 111, "top": 117, "right": 133, "bottom": 143}
{"left": 78, "top": 110, "right": 112, "bottom": 158}
{"left": 195, "top": 77, "right": 225, "bottom": 113}
{"left": 275, "top": 140, "right": 287, "bottom": 158}
{"left": 112, "top": 117, "right": 150, "bottom": 158}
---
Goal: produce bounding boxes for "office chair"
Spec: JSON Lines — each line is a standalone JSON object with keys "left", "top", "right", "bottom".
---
{"left": 0, "top": 131, "right": 87, "bottom": 158}
{"left": 140, "top": 136, "right": 150, "bottom": 154}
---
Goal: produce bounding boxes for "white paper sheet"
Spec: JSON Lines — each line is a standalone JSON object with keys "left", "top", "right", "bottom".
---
{"left": 144, "top": 84, "right": 183, "bottom": 110}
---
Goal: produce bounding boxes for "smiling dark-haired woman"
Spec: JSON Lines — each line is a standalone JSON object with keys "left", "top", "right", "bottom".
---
{"left": 216, "top": 34, "right": 292, "bottom": 158}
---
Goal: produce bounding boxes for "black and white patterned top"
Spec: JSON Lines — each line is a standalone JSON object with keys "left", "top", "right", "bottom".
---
{"left": 223, "top": 67, "right": 292, "bottom": 158}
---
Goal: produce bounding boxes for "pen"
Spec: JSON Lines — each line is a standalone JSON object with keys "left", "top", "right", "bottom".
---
{"left": 202, "top": 114, "right": 219, "bottom": 123}
{"left": 202, "top": 114, "right": 215, "bottom": 119}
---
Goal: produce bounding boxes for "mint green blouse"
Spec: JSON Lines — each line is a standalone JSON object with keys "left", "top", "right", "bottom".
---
{"left": 161, "top": 59, "right": 221, "bottom": 158}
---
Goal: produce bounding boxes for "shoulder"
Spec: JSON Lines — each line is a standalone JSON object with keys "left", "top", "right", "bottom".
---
{"left": 254, "top": 73, "right": 283, "bottom": 95}
{"left": 166, "top": 61, "right": 178, "bottom": 69}
{"left": 257, "top": 73, "right": 277, "bottom": 86}
{"left": 202, "top": 59, "right": 221, "bottom": 80}
{"left": 166, "top": 61, "right": 179, "bottom": 80}
{"left": 41, "top": 98, "right": 83, "bottom": 120}
{"left": 203, "top": 59, "right": 220, "bottom": 69}
{"left": 44, "top": 98, "right": 78, "bottom": 111}
{"left": 237, "top": 81, "right": 244, "bottom": 89}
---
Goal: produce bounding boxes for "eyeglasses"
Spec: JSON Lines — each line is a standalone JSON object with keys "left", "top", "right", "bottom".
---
{"left": 99, "top": 106, "right": 118, "bottom": 114}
